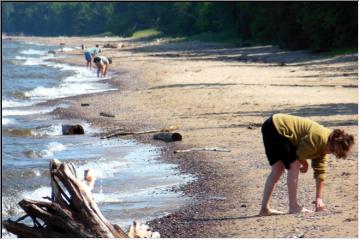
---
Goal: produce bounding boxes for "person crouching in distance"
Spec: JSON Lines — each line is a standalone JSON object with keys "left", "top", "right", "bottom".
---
{"left": 93, "top": 56, "right": 112, "bottom": 78}
{"left": 259, "top": 113, "right": 354, "bottom": 216}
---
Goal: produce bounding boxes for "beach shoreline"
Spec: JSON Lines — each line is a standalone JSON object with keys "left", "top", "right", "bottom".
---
{"left": 6, "top": 36, "right": 358, "bottom": 238}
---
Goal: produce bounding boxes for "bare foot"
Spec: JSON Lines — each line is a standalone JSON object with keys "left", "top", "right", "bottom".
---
{"left": 259, "top": 208, "right": 284, "bottom": 216}
{"left": 289, "top": 206, "right": 313, "bottom": 214}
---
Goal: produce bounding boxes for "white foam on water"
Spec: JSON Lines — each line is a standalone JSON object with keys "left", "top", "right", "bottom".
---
{"left": 22, "top": 59, "right": 116, "bottom": 101}
{"left": 125, "top": 145, "right": 159, "bottom": 162}
{"left": 56, "top": 47, "right": 77, "bottom": 52}
{"left": 81, "top": 122, "right": 101, "bottom": 134}
{"left": 21, "top": 55, "right": 55, "bottom": 66}
{"left": 25, "top": 41, "right": 47, "bottom": 46}
{"left": 20, "top": 49, "right": 48, "bottom": 55}
{"left": 45, "top": 61, "right": 112, "bottom": 82}
{"left": 12, "top": 52, "right": 116, "bottom": 104}
{"left": 15, "top": 185, "right": 124, "bottom": 208}
{"left": 2, "top": 106, "right": 57, "bottom": 117}
{"left": 93, "top": 191, "right": 125, "bottom": 204}
{"left": 76, "top": 157, "right": 128, "bottom": 179}
{"left": 38, "top": 142, "right": 67, "bottom": 158}
{"left": 33, "top": 169, "right": 41, "bottom": 177}
{"left": 24, "top": 82, "right": 116, "bottom": 101}
{"left": 31, "top": 124, "right": 63, "bottom": 137}
{"left": 118, "top": 183, "right": 181, "bottom": 198}
{"left": 21, "top": 186, "right": 52, "bottom": 202}
{"left": 2, "top": 196, "right": 24, "bottom": 217}
{"left": 15, "top": 56, "right": 27, "bottom": 60}
{"left": 48, "top": 142, "right": 67, "bottom": 152}
{"left": 2, "top": 98, "right": 40, "bottom": 108}
{"left": 2, "top": 118, "right": 17, "bottom": 126}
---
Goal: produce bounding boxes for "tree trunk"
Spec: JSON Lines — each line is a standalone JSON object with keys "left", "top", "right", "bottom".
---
{"left": 2, "top": 159, "right": 128, "bottom": 238}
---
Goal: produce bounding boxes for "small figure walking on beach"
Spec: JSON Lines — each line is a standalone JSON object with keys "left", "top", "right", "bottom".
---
{"left": 259, "top": 113, "right": 354, "bottom": 216}
{"left": 84, "top": 44, "right": 101, "bottom": 70}
{"left": 93, "top": 56, "right": 112, "bottom": 78}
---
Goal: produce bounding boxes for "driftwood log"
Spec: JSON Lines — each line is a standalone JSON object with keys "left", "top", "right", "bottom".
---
{"left": 153, "top": 132, "right": 182, "bottom": 142}
{"left": 101, "top": 126, "right": 179, "bottom": 139}
{"left": 2, "top": 159, "right": 128, "bottom": 238}
{"left": 100, "top": 112, "right": 115, "bottom": 118}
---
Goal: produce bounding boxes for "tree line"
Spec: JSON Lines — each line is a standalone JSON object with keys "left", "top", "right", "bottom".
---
{"left": 2, "top": 2, "right": 357, "bottom": 51}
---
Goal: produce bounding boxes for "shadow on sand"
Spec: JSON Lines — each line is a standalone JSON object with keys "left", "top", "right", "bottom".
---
{"left": 193, "top": 103, "right": 358, "bottom": 127}
{"left": 125, "top": 39, "right": 357, "bottom": 68}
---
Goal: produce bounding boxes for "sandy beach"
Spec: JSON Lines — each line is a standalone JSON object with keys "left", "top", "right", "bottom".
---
{"left": 8, "top": 36, "right": 358, "bottom": 238}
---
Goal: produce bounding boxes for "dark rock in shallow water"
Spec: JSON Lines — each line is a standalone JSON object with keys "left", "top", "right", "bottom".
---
{"left": 62, "top": 124, "right": 85, "bottom": 135}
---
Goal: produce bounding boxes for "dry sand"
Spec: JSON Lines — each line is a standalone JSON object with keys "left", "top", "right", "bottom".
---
{"left": 9, "top": 36, "right": 358, "bottom": 238}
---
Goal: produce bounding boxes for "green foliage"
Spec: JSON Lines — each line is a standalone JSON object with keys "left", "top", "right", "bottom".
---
{"left": 131, "top": 28, "right": 161, "bottom": 39}
{"left": 2, "top": 2, "right": 357, "bottom": 51}
{"left": 184, "top": 31, "right": 241, "bottom": 46}
{"left": 89, "top": 32, "right": 117, "bottom": 37}
{"left": 322, "top": 47, "right": 357, "bottom": 57}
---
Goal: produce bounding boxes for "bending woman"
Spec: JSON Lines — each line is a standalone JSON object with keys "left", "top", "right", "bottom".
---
{"left": 259, "top": 113, "right": 354, "bottom": 216}
{"left": 93, "top": 56, "right": 112, "bottom": 78}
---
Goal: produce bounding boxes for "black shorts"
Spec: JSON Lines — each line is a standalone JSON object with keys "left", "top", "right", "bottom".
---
{"left": 261, "top": 116, "right": 297, "bottom": 169}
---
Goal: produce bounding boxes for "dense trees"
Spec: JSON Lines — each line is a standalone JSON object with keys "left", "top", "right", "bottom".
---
{"left": 2, "top": 2, "right": 357, "bottom": 51}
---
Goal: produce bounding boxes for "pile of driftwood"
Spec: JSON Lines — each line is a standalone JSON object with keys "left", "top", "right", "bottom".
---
{"left": 2, "top": 160, "right": 159, "bottom": 238}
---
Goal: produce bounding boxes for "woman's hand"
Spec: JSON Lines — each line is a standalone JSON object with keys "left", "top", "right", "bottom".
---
{"left": 299, "top": 160, "right": 308, "bottom": 173}
{"left": 315, "top": 198, "right": 325, "bottom": 211}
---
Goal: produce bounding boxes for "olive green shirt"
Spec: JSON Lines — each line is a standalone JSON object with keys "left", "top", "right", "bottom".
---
{"left": 272, "top": 114, "right": 332, "bottom": 181}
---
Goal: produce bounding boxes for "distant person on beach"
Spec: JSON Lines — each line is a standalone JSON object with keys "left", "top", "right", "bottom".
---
{"left": 84, "top": 44, "right": 101, "bottom": 70}
{"left": 93, "top": 56, "right": 112, "bottom": 77}
{"left": 259, "top": 113, "right": 354, "bottom": 216}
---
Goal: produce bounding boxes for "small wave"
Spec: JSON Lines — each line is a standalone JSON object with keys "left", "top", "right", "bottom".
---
{"left": 2, "top": 196, "right": 24, "bottom": 217}
{"left": 3, "top": 124, "right": 63, "bottom": 137}
{"left": 2, "top": 118, "right": 17, "bottom": 126}
{"left": 24, "top": 142, "right": 66, "bottom": 159}
{"left": 3, "top": 128, "right": 33, "bottom": 137}
{"left": 2, "top": 106, "right": 57, "bottom": 117}
{"left": 16, "top": 54, "right": 55, "bottom": 66}
{"left": 56, "top": 47, "right": 77, "bottom": 52}
{"left": 2, "top": 98, "right": 34, "bottom": 108}
{"left": 21, "top": 186, "right": 52, "bottom": 201}
{"left": 33, "top": 169, "right": 41, "bottom": 177}
{"left": 48, "top": 142, "right": 67, "bottom": 152}
{"left": 93, "top": 192, "right": 125, "bottom": 204}
{"left": 20, "top": 49, "right": 48, "bottom": 55}
{"left": 15, "top": 56, "right": 27, "bottom": 60}
{"left": 31, "top": 124, "right": 63, "bottom": 137}
{"left": 25, "top": 82, "right": 116, "bottom": 101}
{"left": 76, "top": 158, "right": 128, "bottom": 179}
{"left": 21, "top": 57, "right": 48, "bottom": 66}
{"left": 25, "top": 41, "right": 47, "bottom": 46}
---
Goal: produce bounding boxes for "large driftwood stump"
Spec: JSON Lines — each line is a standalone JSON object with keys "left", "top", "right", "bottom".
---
{"left": 2, "top": 159, "right": 128, "bottom": 238}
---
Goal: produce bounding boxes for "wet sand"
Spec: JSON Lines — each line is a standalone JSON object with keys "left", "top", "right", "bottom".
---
{"left": 9, "top": 36, "right": 358, "bottom": 238}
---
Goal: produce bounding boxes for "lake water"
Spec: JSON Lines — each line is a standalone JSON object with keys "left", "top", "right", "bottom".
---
{"left": 2, "top": 39, "right": 193, "bottom": 236}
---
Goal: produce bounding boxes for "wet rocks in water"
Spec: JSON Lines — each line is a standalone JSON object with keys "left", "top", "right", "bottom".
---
{"left": 62, "top": 124, "right": 85, "bottom": 135}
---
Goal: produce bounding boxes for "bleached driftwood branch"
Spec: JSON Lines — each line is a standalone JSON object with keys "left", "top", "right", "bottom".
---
{"left": 2, "top": 159, "right": 128, "bottom": 238}
{"left": 174, "top": 147, "right": 231, "bottom": 153}
{"left": 101, "top": 125, "right": 179, "bottom": 139}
